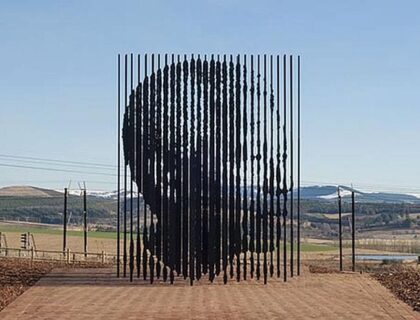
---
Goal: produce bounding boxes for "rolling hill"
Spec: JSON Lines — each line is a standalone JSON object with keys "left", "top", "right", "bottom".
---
{"left": 0, "top": 185, "right": 418, "bottom": 236}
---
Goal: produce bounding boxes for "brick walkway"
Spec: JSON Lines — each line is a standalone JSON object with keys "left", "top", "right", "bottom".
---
{"left": 0, "top": 268, "right": 418, "bottom": 319}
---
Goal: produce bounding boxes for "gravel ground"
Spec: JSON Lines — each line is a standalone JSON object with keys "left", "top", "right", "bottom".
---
{"left": 0, "top": 258, "right": 52, "bottom": 311}
{"left": 2, "top": 257, "right": 418, "bottom": 318}
{"left": 307, "top": 259, "right": 420, "bottom": 313}
{"left": 0, "top": 257, "right": 111, "bottom": 311}
{"left": 373, "top": 266, "right": 420, "bottom": 312}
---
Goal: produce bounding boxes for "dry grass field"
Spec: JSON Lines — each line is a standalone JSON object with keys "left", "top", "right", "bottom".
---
{"left": 3, "top": 231, "right": 117, "bottom": 254}
{"left": 1, "top": 221, "right": 344, "bottom": 257}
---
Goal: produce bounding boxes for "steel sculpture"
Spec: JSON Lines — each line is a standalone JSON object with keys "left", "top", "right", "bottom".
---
{"left": 118, "top": 53, "right": 301, "bottom": 285}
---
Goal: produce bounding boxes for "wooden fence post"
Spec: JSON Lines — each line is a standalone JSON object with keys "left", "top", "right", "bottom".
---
{"left": 31, "top": 247, "right": 34, "bottom": 266}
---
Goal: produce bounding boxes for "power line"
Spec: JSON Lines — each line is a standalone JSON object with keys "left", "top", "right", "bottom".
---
{"left": 0, "top": 163, "right": 116, "bottom": 177}
{"left": 0, "top": 179, "right": 117, "bottom": 185}
{"left": 0, "top": 154, "right": 116, "bottom": 168}
{"left": 0, "top": 154, "right": 417, "bottom": 194}
{"left": 0, "top": 156, "right": 116, "bottom": 171}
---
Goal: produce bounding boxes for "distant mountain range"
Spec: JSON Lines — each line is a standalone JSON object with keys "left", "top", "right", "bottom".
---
{"left": 0, "top": 185, "right": 419, "bottom": 204}
{"left": 299, "top": 185, "right": 420, "bottom": 204}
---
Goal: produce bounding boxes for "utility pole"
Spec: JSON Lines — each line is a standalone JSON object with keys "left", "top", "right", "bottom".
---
{"left": 83, "top": 187, "right": 87, "bottom": 257}
{"left": 338, "top": 187, "right": 343, "bottom": 271}
{"left": 63, "top": 187, "right": 68, "bottom": 252}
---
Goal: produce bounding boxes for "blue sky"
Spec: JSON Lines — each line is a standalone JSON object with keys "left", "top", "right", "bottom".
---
{"left": 0, "top": 0, "right": 419, "bottom": 193}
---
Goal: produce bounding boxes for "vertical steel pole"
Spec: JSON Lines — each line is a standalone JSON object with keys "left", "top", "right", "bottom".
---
{"left": 202, "top": 56, "right": 209, "bottom": 277}
{"left": 208, "top": 56, "right": 215, "bottom": 281}
{"left": 338, "top": 187, "right": 343, "bottom": 271}
{"left": 221, "top": 55, "right": 228, "bottom": 284}
{"left": 189, "top": 54, "right": 196, "bottom": 285}
{"left": 63, "top": 187, "right": 67, "bottom": 252}
{"left": 136, "top": 54, "right": 141, "bottom": 278}
{"left": 262, "top": 54, "right": 268, "bottom": 284}
{"left": 142, "top": 54, "right": 148, "bottom": 281}
{"left": 117, "top": 54, "right": 121, "bottom": 277}
{"left": 175, "top": 55, "right": 182, "bottom": 277}
{"left": 169, "top": 54, "right": 176, "bottom": 284}
{"left": 289, "top": 55, "right": 294, "bottom": 278}
{"left": 249, "top": 55, "right": 255, "bottom": 279}
{"left": 276, "top": 55, "right": 281, "bottom": 279}
{"left": 282, "top": 55, "right": 288, "bottom": 282}
{"left": 149, "top": 54, "right": 156, "bottom": 284}
{"left": 269, "top": 55, "right": 275, "bottom": 278}
{"left": 228, "top": 55, "right": 235, "bottom": 280}
{"left": 156, "top": 54, "right": 162, "bottom": 279}
{"left": 195, "top": 55, "right": 202, "bottom": 281}
{"left": 215, "top": 55, "right": 222, "bottom": 278}
{"left": 182, "top": 55, "right": 189, "bottom": 280}
{"left": 256, "top": 55, "right": 262, "bottom": 281}
{"left": 297, "top": 55, "right": 301, "bottom": 276}
{"left": 242, "top": 55, "right": 248, "bottom": 280}
{"left": 162, "top": 54, "right": 169, "bottom": 281}
{"left": 235, "top": 55, "right": 241, "bottom": 282}
{"left": 129, "top": 53, "right": 134, "bottom": 282}
{"left": 123, "top": 54, "right": 128, "bottom": 278}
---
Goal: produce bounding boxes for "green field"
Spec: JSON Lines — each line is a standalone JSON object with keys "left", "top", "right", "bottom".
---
{"left": 296, "top": 243, "right": 336, "bottom": 252}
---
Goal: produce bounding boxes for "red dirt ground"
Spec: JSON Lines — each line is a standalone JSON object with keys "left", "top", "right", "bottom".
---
{"left": 0, "top": 267, "right": 418, "bottom": 320}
